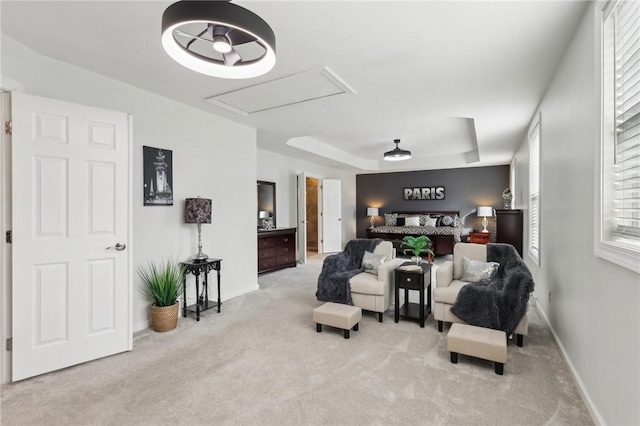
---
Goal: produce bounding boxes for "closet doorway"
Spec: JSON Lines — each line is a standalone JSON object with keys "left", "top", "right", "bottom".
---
{"left": 297, "top": 173, "right": 342, "bottom": 263}
{"left": 305, "top": 176, "right": 320, "bottom": 257}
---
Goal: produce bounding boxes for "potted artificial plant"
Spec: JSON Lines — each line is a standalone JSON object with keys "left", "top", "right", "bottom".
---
{"left": 138, "top": 259, "right": 185, "bottom": 332}
{"left": 401, "top": 235, "right": 435, "bottom": 264}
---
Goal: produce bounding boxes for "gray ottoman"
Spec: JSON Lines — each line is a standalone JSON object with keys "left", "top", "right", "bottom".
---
{"left": 313, "top": 302, "right": 362, "bottom": 339}
{"left": 447, "top": 323, "right": 507, "bottom": 375}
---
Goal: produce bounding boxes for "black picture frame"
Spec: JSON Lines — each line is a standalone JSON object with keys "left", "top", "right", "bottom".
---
{"left": 143, "top": 146, "right": 173, "bottom": 206}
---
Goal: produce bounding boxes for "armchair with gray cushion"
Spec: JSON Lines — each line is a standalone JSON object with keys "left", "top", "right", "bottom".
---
{"left": 434, "top": 242, "right": 533, "bottom": 346}
{"left": 317, "top": 239, "right": 405, "bottom": 322}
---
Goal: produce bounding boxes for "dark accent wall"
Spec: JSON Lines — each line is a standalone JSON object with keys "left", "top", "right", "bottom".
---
{"left": 356, "top": 166, "right": 509, "bottom": 238}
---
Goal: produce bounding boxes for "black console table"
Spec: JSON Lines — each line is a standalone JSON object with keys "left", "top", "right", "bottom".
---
{"left": 181, "top": 258, "right": 222, "bottom": 321}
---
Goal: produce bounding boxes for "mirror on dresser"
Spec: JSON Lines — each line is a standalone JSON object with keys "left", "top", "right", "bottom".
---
{"left": 257, "top": 180, "right": 276, "bottom": 230}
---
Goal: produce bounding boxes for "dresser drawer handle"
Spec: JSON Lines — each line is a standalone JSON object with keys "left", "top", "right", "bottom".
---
{"left": 264, "top": 252, "right": 269, "bottom": 257}
{"left": 283, "top": 247, "right": 288, "bottom": 252}
{"left": 283, "top": 238, "right": 289, "bottom": 242}
{"left": 262, "top": 262, "right": 268, "bottom": 267}
{"left": 406, "top": 277, "right": 412, "bottom": 282}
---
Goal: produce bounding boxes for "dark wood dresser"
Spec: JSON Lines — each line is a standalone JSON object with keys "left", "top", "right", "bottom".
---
{"left": 495, "top": 209, "right": 523, "bottom": 256}
{"left": 258, "top": 228, "right": 297, "bottom": 274}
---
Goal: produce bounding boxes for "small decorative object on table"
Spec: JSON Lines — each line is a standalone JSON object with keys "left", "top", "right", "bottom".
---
{"left": 502, "top": 188, "right": 513, "bottom": 210}
{"left": 401, "top": 235, "right": 434, "bottom": 264}
{"left": 138, "top": 259, "right": 185, "bottom": 332}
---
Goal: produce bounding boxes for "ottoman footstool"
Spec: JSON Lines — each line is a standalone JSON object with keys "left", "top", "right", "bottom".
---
{"left": 313, "top": 302, "right": 362, "bottom": 339}
{"left": 447, "top": 323, "right": 507, "bottom": 375}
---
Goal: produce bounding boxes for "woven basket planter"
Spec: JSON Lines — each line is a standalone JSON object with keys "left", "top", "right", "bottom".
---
{"left": 151, "top": 302, "right": 179, "bottom": 332}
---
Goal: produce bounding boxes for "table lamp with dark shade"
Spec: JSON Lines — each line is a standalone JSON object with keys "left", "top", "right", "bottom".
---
{"left": 185, "top": 197, "right": 212, "bottom": 262}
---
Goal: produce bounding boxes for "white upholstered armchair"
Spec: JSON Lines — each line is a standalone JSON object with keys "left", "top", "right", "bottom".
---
{"left": 434, "top": 242, "right": 530, "bottom": 346}
{"left": 350, "top": 241, "right": 406, "bottom": 322}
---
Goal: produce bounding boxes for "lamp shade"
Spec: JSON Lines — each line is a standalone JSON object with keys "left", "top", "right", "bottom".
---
{"left": 259, "top": 210, "right": 270, "bottom": 219}
{"left": 185, "top": 198, "right": 212, "bottom": 224}
{"left": 477, "top": 206, "right": 493, "bottom": 217}
{"left": 367, "top": 207, "right": 379, "bottom": 216}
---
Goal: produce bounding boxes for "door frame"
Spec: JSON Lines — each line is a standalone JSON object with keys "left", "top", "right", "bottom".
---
{"left": 297, "top": 171, "right": 324, "bottom": 263}
{"left": 1, "top": 79, "right": 21, "bottom": 385}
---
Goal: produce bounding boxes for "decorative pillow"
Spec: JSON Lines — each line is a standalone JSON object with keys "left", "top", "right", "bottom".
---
{"left": 454, "top": 214, "right": 463, "bottom": 227}
{"left": 405, "top": 216, "right": 420, "bottom": 226}
{"left": 437, "top": 215, "right": 455, "bottom": 227}
{"left": 384, "top": 213, "right": 398, "bottom": 226}
{"left": 396, "top": 217, "right": 406, "bottom": 226}
{"left": 419, "top": 214, "right": 429, "bottom": 226}
{"left": 425, "top": 217, "right": 437, "bottom": 227}
{"left": 461, "top": 256, "right": 499, "bottom": 282}
{"left": 362, "top": 251, "right": 387, "bottom": 274}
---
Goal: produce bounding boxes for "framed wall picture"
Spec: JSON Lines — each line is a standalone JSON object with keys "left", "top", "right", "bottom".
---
{"left": 143, "top": 146, "right": 173, "bottom": 206}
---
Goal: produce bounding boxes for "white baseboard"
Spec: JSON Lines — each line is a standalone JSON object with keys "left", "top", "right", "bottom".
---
{"left": 223, "top": 283, "right": 259, "bottom": 300}
{"left": 132, "top": 283, "right": 260, "bottom": 334}
{"left": 535, "top": 300, "right": 606, "bottom": 426}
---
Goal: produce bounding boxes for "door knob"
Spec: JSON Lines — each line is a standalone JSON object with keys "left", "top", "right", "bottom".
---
{"left": 107, "top": 243, "right": 127, "bottom": 251}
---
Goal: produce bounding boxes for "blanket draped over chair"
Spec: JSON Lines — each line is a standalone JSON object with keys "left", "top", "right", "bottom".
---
{"left": 451, "top": 243, "right": 534, "bottom": 336}
{"left": 316, "top": 238, "right": 383, "bottom": 305}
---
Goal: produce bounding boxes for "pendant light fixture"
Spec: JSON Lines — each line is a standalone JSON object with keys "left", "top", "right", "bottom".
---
{"left": 383, "top": 139, "right": 412, "bottom": 161}
{"left": 161, "top": 0, "right": 276, "bottom": 79}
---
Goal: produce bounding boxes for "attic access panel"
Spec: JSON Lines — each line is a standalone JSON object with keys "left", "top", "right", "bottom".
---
{"left": 205, "top": 67, "right": 355, "bottom": 116}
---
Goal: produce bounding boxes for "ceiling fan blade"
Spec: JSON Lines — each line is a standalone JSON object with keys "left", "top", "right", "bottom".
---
{"left": 227, "top": 28, "right": 257, "bottom": 46}
{"left": 223, "top": 49, "right": 242, "bottom": 66}
{"left": 175, "top": 29, "right": 211, "bottom": 44}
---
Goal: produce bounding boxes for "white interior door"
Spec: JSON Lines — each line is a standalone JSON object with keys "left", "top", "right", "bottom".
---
{"left": 11, "top": 92, "right": 131, "bottom": 381}
{"left": 322, "top": 179, "right": 342, "bottom": 253}
{"left": 297, "top": 172, "right": 307, "bottom": 264}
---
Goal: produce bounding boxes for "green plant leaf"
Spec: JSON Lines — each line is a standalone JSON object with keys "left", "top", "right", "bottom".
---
{"left": 138, "top": 259, "right": 185, "bottom": 307}
{"left": 401, "top": 235, "right": 433, "bottom": 257}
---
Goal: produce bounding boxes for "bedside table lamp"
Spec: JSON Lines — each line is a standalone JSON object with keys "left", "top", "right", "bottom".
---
{"left": 185, "top": 197, "right": 212, "bottom": 262}
{"left": 367, "top": 207, "right": 379, "bottom": 229}
{"left": 477, "top": 206, "right": 493, "bottom": 233}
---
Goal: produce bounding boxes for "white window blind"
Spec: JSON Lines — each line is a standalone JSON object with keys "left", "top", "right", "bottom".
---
{"left": 528, "top": 121, "right": 540, "bottom": 264}
{"left": 612, "top": 0, "right": 640, "bottom": 241}
{"left": 597, "top": 0, "right": 640, "bottom": 273}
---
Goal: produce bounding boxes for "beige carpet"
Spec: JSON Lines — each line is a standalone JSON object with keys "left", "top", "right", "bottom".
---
{"left": 1, "top": 255, "right": 593, "bottom": 425}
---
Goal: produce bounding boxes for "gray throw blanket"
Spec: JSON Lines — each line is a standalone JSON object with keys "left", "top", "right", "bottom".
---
{"left": 316, "top": 238, "right": 383, "bottom": 305}
{"left": 451, "top": 243, "right": 534, "bottom": 335}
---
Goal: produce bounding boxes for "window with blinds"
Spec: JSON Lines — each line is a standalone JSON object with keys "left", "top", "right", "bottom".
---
{"left": 528, "top": 120, "right": 540, "bottom": 265}
{"left": 598, "top": 0, "right": 640, "bottom": 273}
{"left": 612, "top": 1, "right": 640, "bottom": 241}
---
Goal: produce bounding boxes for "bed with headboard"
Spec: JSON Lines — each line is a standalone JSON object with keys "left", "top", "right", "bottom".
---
{"left": 365, "top": 210, "right": 462, "bottom": 256}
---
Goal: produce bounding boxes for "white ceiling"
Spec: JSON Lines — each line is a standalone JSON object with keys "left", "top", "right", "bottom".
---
{"left": 0, "top": 0, "right": 589, "bottom": 173}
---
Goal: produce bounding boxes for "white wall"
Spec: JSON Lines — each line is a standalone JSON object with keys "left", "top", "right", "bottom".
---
{"left": 257, "top": 149, "right": 357, "bottom": 248}
{"left": 1, "top": 36, "right": 259, "bottom": 338}
{"left": 513, "top": 6, "right": 639, "bottom": 425}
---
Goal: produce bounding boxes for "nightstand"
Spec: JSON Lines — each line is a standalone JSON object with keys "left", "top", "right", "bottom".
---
{"left": 394, "top": 262, "right": 431, "bottom": 328}
{"left": 469, "top": 232, "right": 491, "bottom": 244}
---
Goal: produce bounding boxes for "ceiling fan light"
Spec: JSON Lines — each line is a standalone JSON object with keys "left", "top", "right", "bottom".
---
{"left": 383, "top": 139, "right": 411, "bottom": 161}
{"left": 161, "top": 1, "right": 276, "bottom": 79}
{"left": 383, "top": 149, "right": 412, "bottom": 161}
{"left": 212, "top": 34, "right": 232, "bottom": 53}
